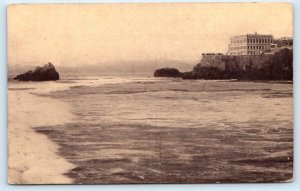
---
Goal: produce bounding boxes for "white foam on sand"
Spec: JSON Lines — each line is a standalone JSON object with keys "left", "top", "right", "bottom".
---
{"left": 8, "top": 89, "right": 75, "bottom": 184}
{"left": 7, "top": 77, "right": 152, "bottom": 184}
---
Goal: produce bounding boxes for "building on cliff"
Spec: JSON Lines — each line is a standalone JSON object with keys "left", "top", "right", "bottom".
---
{"left": 227, "top": 33, "right": 274, "bottom": 55}
{"left": 265, "top": 37, "right": 293, "bottom": 55}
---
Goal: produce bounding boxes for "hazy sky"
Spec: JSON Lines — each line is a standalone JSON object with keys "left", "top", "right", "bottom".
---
{"left": 8, "top": 3, "right": 292, "bottom": 67}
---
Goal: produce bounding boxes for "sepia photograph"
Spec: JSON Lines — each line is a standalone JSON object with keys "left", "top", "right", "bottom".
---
{"left": 7, "top": 3, "right": 293, "bottom": 184}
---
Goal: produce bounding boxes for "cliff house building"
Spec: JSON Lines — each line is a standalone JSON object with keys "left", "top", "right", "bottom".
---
{"left": 228, "top": 33, "right": 274, "bottom": 55}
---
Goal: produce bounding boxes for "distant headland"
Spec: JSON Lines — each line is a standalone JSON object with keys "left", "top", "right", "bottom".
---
{"left": 154, "top": 33, "right": 293, "bottom": 80}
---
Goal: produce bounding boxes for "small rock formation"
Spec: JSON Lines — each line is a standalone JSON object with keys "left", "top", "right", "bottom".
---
{"left": 154, "top": 67, "right": 182, "bottom": 78}
{"left": 14, "top": 62, "right": 60, "bottom": 81}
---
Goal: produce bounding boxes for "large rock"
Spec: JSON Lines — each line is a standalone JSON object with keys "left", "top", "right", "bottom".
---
{"left": 182, "top": 67, "right": 225, "bottom": 79}
{"left": 14, "top": 62, "right": 60, "bottom": 81}
{"left": 154, "top": 67, "right": 181, "bottom": 78}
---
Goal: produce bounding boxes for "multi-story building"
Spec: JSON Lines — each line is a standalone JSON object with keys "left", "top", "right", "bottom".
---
{"left": 228, "top": 33, "right": 273, "bottom": 55}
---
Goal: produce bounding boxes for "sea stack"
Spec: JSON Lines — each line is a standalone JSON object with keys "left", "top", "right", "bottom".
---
{"left": 154, "top": 67, "right": 182, "bottom": 78}
{"left": 14, "top": 62, "right": 60, "bottom": 81}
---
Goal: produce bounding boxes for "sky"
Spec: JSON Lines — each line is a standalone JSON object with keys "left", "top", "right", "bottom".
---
{"left": 7, "top": 2, "right": 293, "bottom": 67}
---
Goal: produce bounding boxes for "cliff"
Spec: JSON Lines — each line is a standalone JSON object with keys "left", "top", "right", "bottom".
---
{"left": 182, "top": 48, "right": 293, "bottom": 80}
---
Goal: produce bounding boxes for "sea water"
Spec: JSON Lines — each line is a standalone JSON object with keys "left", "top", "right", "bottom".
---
{"left": 8, "top": 75, "right": 293, "bottom": 183}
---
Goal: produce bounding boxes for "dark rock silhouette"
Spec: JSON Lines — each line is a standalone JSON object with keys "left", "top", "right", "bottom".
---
{"left": 14, "top": 62, "right": 60, "bottom": 81}
{"left": 154, "top": 67, "right": 182, "bottom": 78}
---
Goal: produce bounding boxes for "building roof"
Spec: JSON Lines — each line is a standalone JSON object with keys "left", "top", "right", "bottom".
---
{"left": 231, "top": 33, "right": 273, "bottom": 39}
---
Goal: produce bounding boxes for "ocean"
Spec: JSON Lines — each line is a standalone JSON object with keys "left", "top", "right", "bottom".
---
{"left": 8, "top": 75, "right": 293, "bottom": 184}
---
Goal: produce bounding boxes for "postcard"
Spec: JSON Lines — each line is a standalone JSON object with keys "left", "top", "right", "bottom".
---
{"left": 8, "top": 3, "right": 293, "bottom": 184}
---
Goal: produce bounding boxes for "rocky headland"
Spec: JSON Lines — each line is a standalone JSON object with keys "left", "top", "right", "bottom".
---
{"left": 154, "top": 48, "right": 293, "bottom": 81}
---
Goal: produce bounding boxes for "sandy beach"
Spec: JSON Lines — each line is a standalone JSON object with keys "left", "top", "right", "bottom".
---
{"left": 8, "top": 88, "right": 75, "bottom": 184}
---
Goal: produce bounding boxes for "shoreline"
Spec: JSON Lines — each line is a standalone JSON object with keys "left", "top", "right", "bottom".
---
{"left": 7, "top": 77, "right": 293, "bottom": 184}
{"left": 8, "top": 88, "right": 75, "bottom": 184}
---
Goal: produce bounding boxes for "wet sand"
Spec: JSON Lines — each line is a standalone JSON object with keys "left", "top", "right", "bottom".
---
{"left": 8, "top": 90, "right": 75, "bottom": 184}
